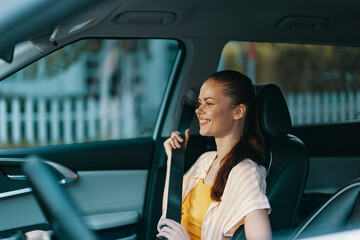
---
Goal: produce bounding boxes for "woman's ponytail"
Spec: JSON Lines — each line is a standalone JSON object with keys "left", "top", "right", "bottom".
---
{"left": 206, "top": 70, "right": 265, "bottom": 202}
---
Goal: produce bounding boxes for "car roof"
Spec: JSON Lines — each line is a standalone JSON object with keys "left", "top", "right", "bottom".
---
{"left": 2, "top": 0, "right": 360, "bottom": 54}
{"left": 97, "top": 0, "right": 359, "bottom": 46}
{"left": 1, "top": 0, "right": 359, "bottom": 82}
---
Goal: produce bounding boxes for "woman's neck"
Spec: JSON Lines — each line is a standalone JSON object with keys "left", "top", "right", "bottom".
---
{"left": 215, "top": 132, "right": 242, "bottom": 162}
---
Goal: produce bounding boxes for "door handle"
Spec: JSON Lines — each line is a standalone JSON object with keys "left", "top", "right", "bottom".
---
{"left": 1, "top": 158, "right": 78, "bottom": 185}
{"left": 0, "top": 158, "right": 79, "bottom": 199}
{"left": 6, "top": 174, "right": 27, "bottom": 181}
{"left": 44, "top": 160, "right": 78, "bottom": 185}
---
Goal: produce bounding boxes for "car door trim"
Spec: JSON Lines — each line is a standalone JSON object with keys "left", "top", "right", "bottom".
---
{"left": 153, "top": 48, "right": 183, "bottom": 140}
{"left": 0, "top": 187, "right": 32, "bottom": 199}
{"left": 6, "top": 174, "right": 28, "bottom": 181}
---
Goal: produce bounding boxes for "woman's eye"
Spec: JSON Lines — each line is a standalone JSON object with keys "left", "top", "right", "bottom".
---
{"left": 196, "top": 101, "right": 213, "bottom": 108}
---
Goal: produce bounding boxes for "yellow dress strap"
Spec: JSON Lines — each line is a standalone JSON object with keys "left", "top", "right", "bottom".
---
{"left": 181, "top": 179, "right": 213, "bottom": 240}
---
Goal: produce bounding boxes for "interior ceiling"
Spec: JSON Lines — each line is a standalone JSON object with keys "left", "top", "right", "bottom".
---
{"left": 54, "top": 0, "right": 360, "bottom": 46}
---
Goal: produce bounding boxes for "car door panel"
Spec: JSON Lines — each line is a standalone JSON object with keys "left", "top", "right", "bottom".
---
{"left": 0, "top": 193, "right": 46, "bottom": 233}
{"left": 0, "top": 137, "right": 153, "bottom": 171}
{"left": 291, "top": 122, "right": 360, "bottom": 224}
{"left": 73, "top": 170, "right": 148, "bottom": 239}
{"left": 69, "top": 170, "right": 148, "bottom": 216}
{"left": 0, "top": 170, "right": 148, "bottom": 236}
{"left": 292, "top": 122, "right": 360, "bottom": 195}
{"left": 305, "top": 156, "right": 360, "bottom": 194}
{"left": 0, "top": 138, "right": 154, "bottom": 239}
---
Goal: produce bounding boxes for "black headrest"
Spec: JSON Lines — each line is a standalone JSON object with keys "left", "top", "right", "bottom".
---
{"left": 255, "top": 84, "right": 292, "bottom": 139}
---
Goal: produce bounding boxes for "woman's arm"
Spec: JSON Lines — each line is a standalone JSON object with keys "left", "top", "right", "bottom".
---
{"left": 244, "top": 209, "right": 272, "bottom": 240}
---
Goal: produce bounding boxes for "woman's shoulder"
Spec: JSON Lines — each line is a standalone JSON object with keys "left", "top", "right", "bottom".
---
{"left": 198, "top": 151, "right": 217, "bottom": 160}
{"left": 184, "top": 151, "right": 216, "bottom": 178}
{"left": 225, "top": 159, "right": 268, "bottom": 197}
{"left": 231, "top": 158, "right": 267, "bottom": 178}
{"left": 193, "top": 151, "right": 217, "bottom": 167}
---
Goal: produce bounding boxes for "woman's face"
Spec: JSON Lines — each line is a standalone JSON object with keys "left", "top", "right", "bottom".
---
{"left": 195, "top": 79, "right": 240, "bottom": 138}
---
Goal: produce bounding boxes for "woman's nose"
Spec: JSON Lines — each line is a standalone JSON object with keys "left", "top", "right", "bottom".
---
{"left": 195, "top": 105, "right": 203, "bottom": 114}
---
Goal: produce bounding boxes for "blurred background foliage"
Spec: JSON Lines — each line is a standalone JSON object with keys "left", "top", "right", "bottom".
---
{"left": 23, "top": 39, "right": 103, "bottom": 79}
{"left": 222, "top": 42, "right": 360, "bottom": 93}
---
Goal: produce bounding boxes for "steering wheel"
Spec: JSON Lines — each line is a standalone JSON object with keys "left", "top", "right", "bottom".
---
{"left": 23, "top": 157, "right": 99, "bottom": 240}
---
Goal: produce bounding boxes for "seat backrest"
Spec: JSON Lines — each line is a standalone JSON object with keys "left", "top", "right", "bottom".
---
{"left": 185, "top": 83, "right": 309, "bottom": 235}
{"left": 290, "top": 177, "right": 360, "bottom": 239}
{"left": 256, "top": 84, "right": 309, "bottom": 232}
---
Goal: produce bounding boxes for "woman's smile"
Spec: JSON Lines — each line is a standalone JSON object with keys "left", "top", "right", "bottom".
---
{"left": 199, "top": 118, "right": 211, "bottom": 127}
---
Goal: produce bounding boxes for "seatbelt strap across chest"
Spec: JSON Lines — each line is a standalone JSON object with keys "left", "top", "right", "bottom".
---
{"left": 166, "top": 89, "right": 197, "bottom": 223}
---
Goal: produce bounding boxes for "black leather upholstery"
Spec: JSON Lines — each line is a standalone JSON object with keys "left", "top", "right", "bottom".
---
{"left": 257, "top": 84, "right": 292, "bottom": 139}
{"left": 291, "top": 178, "right": 360, "bottom": 239}
{"left": 233, "top": 84, "right": 309, "bottom": 239}
{"left": 256, "top": 84, "right": 309, "bottom": 232}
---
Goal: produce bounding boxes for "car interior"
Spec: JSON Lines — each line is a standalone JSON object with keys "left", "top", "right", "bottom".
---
{"left": 0, "top": 0, "right": 359, "bottom": 239}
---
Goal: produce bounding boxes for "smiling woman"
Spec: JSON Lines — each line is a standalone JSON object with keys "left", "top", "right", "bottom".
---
{"left": 158, "top": 70, "right": 271, "bottom": 240}
{"left": 1, "top": 1, "right": 360, "bottom": 239}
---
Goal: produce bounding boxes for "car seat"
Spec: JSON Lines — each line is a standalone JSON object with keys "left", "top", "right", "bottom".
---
{"left": 256, "top": 84, "right": 309, "bottom": 232}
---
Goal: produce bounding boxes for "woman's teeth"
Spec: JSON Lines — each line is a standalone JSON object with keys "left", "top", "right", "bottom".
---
{"left": 200, "top": 120, "right": 210, "bottom": 124}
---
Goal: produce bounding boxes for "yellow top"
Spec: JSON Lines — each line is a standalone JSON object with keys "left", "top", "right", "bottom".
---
{"left": 181, "top": 178, "right": 213, "bottom": 240}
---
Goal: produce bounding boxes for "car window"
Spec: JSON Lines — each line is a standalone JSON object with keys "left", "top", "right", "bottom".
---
{"left": 218, "top": 41, "right": 360, "bottom": 126}
{"left": 0, "top": 39, "right": 179, "bottom": 148}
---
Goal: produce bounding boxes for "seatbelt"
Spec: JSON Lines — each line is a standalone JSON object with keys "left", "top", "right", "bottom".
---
{"left": 166, "top": 89, "right": 198, "bottom": 223}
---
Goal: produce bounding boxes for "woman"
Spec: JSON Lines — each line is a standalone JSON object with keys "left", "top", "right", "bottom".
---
{"left": 157, "top": 70, "right": 271, "bottom": 240}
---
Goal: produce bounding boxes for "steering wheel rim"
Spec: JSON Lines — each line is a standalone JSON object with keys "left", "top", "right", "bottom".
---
{"left": 23, "top": 157, "right": 99, "bottom": 240}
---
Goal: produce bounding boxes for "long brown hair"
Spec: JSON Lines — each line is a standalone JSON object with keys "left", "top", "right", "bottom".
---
{"left": 207, "top": 70, "right": 265, "bottom": 201}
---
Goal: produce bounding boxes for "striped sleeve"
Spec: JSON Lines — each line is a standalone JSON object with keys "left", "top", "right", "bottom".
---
{"left": 216, "top": 160, "right": 270, "bottom": 237}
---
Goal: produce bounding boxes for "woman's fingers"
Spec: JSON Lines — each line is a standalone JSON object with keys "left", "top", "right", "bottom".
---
{"left": 171, "top": 132, "right": 184, "bottom": 144}
{"left": 25, "top": 230, "right": 51, "bottom": 240}
{"left": 157, "top": 218, "right": 191, "bottom": 240}
{"left": 171, "top": 137, "right": 181, "bottom": 148}
{"left": 164, "top": 130, "right": 191, "bottom": 157}
{"left": 169, "top": 132, "right": 184, "bottom": 149}
{"left": 158, "top": 218, "right": 178, "bottom": 229}
{"left": 157, "top": 226, "right": 175, "bottom": 239}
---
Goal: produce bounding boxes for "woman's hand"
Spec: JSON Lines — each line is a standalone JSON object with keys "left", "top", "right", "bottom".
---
{"left": 157, "top": 218, "right": 191, "bottom": 240}
{"left": 163, "top": 129, "right": 190, "bottom": 158}
{"left": 25, "top": 230, "right": 51, "bottom": 240}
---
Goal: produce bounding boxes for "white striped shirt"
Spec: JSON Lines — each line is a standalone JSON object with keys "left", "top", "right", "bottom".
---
{"left": 182, "top": 151, "right": 270, "bottom": 239}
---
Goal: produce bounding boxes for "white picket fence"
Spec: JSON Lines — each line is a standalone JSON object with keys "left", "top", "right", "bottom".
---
{"left": 0, "top": 90, "right": 359, "bottom": 148}
{"left": 285, "top": 90, "right": 360, "bottom": 125}
{"left": 0, "top": 96, "right": 125, "bottom": 147}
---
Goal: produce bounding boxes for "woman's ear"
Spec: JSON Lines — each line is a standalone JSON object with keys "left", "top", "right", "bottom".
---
{"left": 234, "top": 104, "right": 246, "bottom": 120}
